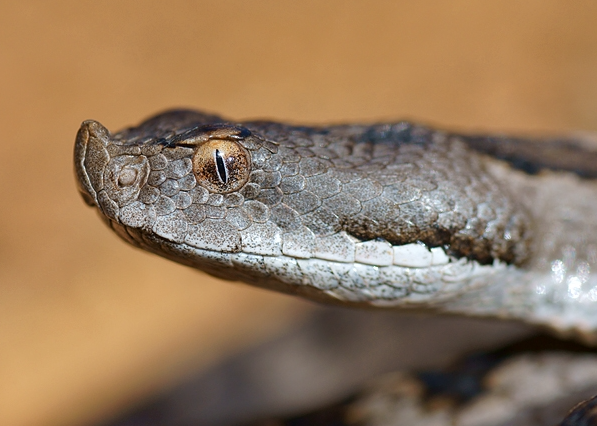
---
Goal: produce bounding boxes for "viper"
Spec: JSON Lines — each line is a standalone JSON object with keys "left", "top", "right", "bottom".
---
{"left": 74, "top": 109, "right": 597, "bottom": 425}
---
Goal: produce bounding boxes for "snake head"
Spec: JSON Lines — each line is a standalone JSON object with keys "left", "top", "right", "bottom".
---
{"left": 74, "top": 109, "right": 533, "bottom": 309}
{"left": 73, "top": 111, "right": 283, "bottom": 259}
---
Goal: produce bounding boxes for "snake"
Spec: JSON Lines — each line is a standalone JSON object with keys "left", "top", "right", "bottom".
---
{"left": 74, "top": 109, "right": 597, "bottom": 425}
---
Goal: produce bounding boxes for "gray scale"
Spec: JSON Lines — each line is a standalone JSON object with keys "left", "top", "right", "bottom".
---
{"left": 74, "top": 109, "right": 597, "bottom": 338}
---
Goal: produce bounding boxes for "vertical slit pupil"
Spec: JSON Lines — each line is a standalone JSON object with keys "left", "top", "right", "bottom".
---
{"left": 215, "top": 149, "right": 228, "bottom": 183}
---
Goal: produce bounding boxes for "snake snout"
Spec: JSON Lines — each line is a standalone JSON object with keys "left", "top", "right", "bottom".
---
{"left": 73, "top": 120, "right": 111, "bottom": 208}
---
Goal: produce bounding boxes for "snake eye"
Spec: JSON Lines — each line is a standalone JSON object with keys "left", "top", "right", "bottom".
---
{"left": 192, "top": 139, "right": 251, "bottom": 193}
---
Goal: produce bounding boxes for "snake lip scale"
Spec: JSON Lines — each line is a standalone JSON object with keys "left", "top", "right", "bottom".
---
{"left": 74, "top": 109, "right": 597, "bottom": 340}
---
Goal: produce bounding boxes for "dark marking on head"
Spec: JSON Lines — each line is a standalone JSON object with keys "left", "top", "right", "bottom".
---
{"left": 168, "top": 124, "right": 253, "bottom": 148}
{"left": 462, "top": 134, "right": 597, "bottom": 179}
{"left": 360, "top": 122, "right": 436, "bottom": 147}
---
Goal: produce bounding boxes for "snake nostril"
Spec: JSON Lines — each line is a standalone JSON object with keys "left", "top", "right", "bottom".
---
{"left": 118, "top": 168, "right": 138, "bottom": 187}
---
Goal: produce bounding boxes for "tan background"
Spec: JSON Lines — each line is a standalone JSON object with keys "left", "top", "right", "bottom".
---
{"left": 2, "top": 1, "right": 597, "bottom": 425}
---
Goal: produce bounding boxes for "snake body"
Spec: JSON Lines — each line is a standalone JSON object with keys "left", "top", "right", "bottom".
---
{"left": 74, "top": 110, "right": 597, "bottom": 424}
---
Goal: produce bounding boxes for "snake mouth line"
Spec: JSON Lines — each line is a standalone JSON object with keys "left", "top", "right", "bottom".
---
{"left": 105, "top": 216, "right": 508, "bottom": 306}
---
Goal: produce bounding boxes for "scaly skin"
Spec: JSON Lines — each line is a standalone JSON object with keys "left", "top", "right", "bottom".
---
{"left": 74, "top": 109, "right": 597, "bottom": 337}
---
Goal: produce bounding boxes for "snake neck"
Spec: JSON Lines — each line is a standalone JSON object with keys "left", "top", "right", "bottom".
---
{"left": 445, "top": 162, "right": 597, "bottom": 339}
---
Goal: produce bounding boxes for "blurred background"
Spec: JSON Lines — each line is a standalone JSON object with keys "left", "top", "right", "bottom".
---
{"left": 2, "top": 1, "right": 597, "bottom": 425}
